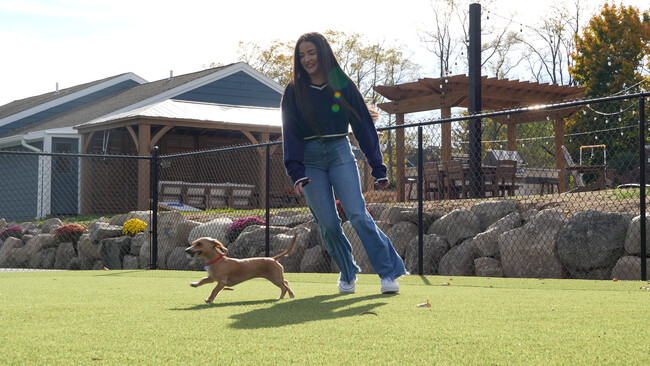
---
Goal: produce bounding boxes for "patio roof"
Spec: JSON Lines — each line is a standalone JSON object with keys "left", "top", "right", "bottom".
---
{"left": 374, "top": 74, "right": 586, "bottom": 115}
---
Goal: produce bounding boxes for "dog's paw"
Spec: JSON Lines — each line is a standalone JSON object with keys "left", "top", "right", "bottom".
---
{"left": 190, "top": 282, "right": 199, "bottom": 287}
{"left": 204, "top": 298, "right": 213, "bottom": 303}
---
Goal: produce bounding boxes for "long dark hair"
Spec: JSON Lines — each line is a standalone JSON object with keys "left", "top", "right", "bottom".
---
{"left": 290, "top": 32, "right": 363, "bottom": 135}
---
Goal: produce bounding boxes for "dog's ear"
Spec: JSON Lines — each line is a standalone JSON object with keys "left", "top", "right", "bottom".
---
{"left": 211, "top": 239, "right": 228, "bottom": 255}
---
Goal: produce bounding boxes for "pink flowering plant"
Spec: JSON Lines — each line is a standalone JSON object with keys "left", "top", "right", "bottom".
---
{"left": 0, "top": 226, "right": 26, "bottom": 241}
{"left": 226, "top": 217, "right": 266, "bottom": 243}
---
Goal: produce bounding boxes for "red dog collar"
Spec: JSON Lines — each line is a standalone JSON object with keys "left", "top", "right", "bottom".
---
{"left": 205, "top": 254, "right": 225, "bottom": 266}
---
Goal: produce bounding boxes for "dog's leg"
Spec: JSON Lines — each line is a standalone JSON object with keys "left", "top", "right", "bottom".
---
{"left": 283, "top": 280, "right": 295, "bottom": 299}
{"left": 205, "top": 281, "right": 227, "bottom": 303}
{"left": 190, "top": 277, "right": 214, "bottom": 287}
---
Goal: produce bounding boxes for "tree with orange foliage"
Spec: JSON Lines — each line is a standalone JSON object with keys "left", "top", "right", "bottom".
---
{"left": 570, "top": 3, "right": 650, "bottom": 98}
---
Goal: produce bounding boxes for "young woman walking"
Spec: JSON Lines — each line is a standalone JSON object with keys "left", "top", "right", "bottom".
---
{"left": 281, "top": 32, "right": 407, "bottom": 294}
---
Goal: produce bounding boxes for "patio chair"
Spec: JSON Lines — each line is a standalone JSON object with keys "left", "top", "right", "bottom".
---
{"left": 561, "top": 145, "right": 614, "bottom": 193}
{"left": 444, "top": 160, "right": 469, "bottom": 199}
{"left": 490, "top": 160, "right": 519, "bottom": 197}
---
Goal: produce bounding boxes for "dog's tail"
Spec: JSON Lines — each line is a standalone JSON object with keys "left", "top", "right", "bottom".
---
{"left": 273, "top": 235, "right": 297, "bottom": 261}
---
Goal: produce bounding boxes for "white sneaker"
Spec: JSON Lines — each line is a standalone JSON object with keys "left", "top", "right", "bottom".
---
{"left": 381, "top": 278, "right": 399, "bottom": 294}
{"left": 338, "top": 279, "right": 356, "bottom": 294}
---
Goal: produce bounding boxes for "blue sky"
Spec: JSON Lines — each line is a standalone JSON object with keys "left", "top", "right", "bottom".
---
{"left": 1, "top": 0, "right": 648, "bottom": 106}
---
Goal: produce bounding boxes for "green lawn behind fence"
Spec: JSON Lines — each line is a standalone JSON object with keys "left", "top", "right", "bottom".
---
{"left": 0, "top": 271, "right": 648, "bottom": 365}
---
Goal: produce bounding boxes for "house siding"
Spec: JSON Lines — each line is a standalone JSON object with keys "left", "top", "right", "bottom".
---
{"left": 0, "top": 148, "right": 39, "bottom": 221}
{"left": 173, "top": 71, "right": 281, "bottom": 107}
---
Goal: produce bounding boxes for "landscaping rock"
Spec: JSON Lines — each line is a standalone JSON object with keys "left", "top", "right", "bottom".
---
{"left": 611, "top": 256, "right": 650, "bottom": 280}
{"left": 300, "top": 245, "right": 329, "bottom": 273}
{"left": 472, "top": 212, "right": 522, "bottom": 258}
{"left": 624, "top": 215, "right": 650, "bottom": 256}
{"left": 474, "top": 257, "right": 504, "bottom": 277}
{"left": 471, "top": 200, "right": 519, "bottom": 230}
{"left": 40, "top": 218, "right": 63, "bottom": 233}
{"left": 499, "top": 209, "right": 566, "bottom": 279}
{"left": 428, "top": 209, "right": 481, "bottom": 247}
{"left": 89, "top": 222, "right": 123, "bottom": 242}
{"left": 187, "top": 217, "right": 233, "bottom": 245}
{"left": 404, "top": 234, "right": 449, "bottom": 275}
{"left": 0, "top": 237, "right": 24, "bottom": 267}
{"left": 54, "top": 242, "right": 76, "bottom": 269}
{"left": 130, "top": 232, "right": 146, "bottom": 256}
{"left": 557, "top": 210, "right": 630, "bottom": 270}
{"left": 438, "top": 239, "right": 476, "bottom": 276}
{"left": 123, "top": 255, "right": 140, "bottom": 270}
{"left": 385, "top": 221, "right": 419, "bottom": 258}
{"left": 99, "top": 236, "right": 132, "bottom": 269}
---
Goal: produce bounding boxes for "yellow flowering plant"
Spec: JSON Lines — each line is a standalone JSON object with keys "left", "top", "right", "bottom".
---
{"left": 122, "top": 218, "right": 147, "bottom": 236}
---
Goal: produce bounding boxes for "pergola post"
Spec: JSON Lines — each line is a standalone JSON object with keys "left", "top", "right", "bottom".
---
{"left": 507, "top": 122, "right": 517, "bottom": 151}
{"left": 441, "top": 107, "right": 452, "bottom": 163}
{"left": 396, "top": 113, "right": 405, "bottom": 201}
{"left": 554, "top": 118, "right": 566, "bottom": 192}
{"left": 138, "top": 122, "right": 151, "bottom": 211}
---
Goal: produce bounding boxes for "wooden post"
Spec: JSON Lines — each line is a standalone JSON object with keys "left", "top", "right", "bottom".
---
{"left": 396, "top": 113, "right": 405, "bottom": 201}
{"left": 507, "top": 122, "right": 517, "bottom": 151}
{"left": 441, "top": 107, "right": 452, "bottom": 163}
{"left": 138, "top": 122, "right": 151, "bottom": 211}
{"left": 554, "top": 118, "right": 566, "bottom": 192}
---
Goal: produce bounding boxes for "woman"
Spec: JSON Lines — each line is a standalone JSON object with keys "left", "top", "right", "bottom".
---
{"left": 281, "top": 32, "right": 407, "bottom": 294}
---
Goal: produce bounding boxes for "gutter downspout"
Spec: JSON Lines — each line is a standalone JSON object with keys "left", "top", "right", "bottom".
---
{"left": 21, "top": 137, "right": 46, "bottom": 219}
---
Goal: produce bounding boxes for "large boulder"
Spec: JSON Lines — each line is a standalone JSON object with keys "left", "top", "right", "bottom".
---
{"left": 428, "top": 209, "right": 481, "bottom": 247}
{"left": 404, "top": 234, "right": 449, "bottom": 275}
{"left": 300, "top": 245, "right": 330, "bottom": 273}
{"left": 187, "top": 217, "right": 233, "bottom": 245}
{"left": 109, "top": 211, "right": 151, "bottom": 226}
{"left": 99, "top": 236, "right": 132, "bottom": 269}
{"left": 385, "top": 221, "right": 419, "bottom": 258}
{"left": 438, "top": 239, "right": 476, "bottom": 276}
{"left": 472, "top": 212, "right": 522, "bottom": 258}
{"left": 470, "top": 200, "right": 519, "bottom": 230}
{"left": 40, "top": 218, "right": 62, "bottom": 233}
{"left": 557, "top": 210, "right": 631, "bottom": 273}
{"left": 54, "top": 242, "right": 76, "bottom": 269}
{"left": 611, "top": 256, "right": 650, "bottom": 280}
{"left": 474, "top": 257, "right": 503, "bottom": 277}
{"left": 273, "top": 228, "right": 311, "bottom": 272}
{"left": 0, "top": 237, "right": 25, "bottom": 267}
{"left": 89, "top": 222, "right": 123, "bottom": 242}
{"left": 624, "top": 215, "right": 650, "bottom": 256}
{"left": 499, "top": 209, "right": 567, "bottom": 279}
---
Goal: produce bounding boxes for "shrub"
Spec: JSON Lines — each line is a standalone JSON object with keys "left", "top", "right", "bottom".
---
{"left": 0, "top": 226, "right": 26, "bottom": 241}
{"left": 53, "top": 224, "right": 87, "bottom": 244}
{"left": 122, "top": 219, "right": 147, "bottom": 236}
{"left": 226, "top": 217, "right": 266, "bottom": 243}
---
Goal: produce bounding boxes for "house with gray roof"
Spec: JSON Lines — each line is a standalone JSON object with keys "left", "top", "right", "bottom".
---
{"left": 0, "top": 62, "right": 288, "bottom": 220}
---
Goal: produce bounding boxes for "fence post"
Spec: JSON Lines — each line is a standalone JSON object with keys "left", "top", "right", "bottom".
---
{"left": 150, "top": 146, "right": 159, "bottom": 269}
{"left": 417, "top": 126, "right": 424, "bottom": 276}
{"left": 640, "top": 97, "right": 646, "bottom": 281}
{"left": 265, "top": 144, "right": 271, "bottom": 257}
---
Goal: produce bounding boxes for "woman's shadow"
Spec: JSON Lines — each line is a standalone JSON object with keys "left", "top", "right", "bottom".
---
{"left": 171, "top": 294, "right": 388, "bottom": 329}
{"left": 229, "top": 294, "right": 388, "bottom": 329}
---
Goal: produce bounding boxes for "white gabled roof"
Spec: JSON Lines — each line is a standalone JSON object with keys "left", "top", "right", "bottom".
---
{"left": 82, "top": 99, "right": 281, "bottom": 127}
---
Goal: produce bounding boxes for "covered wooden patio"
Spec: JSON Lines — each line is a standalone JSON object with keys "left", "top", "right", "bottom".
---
{"left": 373, "top": 74, "right": 586, "bottom": 201}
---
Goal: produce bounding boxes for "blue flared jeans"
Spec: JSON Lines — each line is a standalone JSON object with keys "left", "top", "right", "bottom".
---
{"left": 301, "top": 137, "right": 406, "bottom": 283}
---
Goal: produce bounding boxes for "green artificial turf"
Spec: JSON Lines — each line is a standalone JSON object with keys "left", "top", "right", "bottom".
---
{"left": 0, "top": 271, "right": 648, "bottom": 365}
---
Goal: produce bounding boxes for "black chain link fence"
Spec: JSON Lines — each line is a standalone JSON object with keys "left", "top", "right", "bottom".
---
{"left": 1, "top": 93, "right": 648, "bottom": 280}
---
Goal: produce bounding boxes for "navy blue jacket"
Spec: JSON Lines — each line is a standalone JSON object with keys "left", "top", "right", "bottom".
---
{"left": 281, "top": 81, "right": 388, "bottom": 187}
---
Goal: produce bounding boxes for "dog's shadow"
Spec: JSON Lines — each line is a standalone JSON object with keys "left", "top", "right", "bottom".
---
{"left": 171, "top": 294, "right": 388, "bottom": 328}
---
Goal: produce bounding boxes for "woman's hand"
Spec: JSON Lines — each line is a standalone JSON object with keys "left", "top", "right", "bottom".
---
{"left": 296, "top": 179, "right": 313, "bottom": 196}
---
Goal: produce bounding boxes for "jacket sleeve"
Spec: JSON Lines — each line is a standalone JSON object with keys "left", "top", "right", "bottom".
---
{"left": 281, "top": 85, "right": 309, "bottom": 187}
{"left": 344, "top": 84, "right": 388, "bottom": 180}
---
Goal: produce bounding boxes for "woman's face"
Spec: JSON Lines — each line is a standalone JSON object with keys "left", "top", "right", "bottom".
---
{"left": 298, "top": 41, "right": 322, "bottom": 82}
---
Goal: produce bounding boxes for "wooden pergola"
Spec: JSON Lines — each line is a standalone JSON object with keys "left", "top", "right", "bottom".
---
{"left": 373, "top": 74, "right": 586, "bottom": 201}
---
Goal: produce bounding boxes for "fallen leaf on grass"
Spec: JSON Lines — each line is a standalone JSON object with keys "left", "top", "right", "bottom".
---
{"left": 358, "top": 311, "right": 377, "bottom": 316}
{"left": 416, "top": 300, "right": 431, "bottom": 307}
{"left": 442, "top": 283, "right": 450, "bottom": 286}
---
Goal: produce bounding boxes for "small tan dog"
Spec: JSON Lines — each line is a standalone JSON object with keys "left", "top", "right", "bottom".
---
{"left": 185, "top": 235, "right": 296, "bottom": 303}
